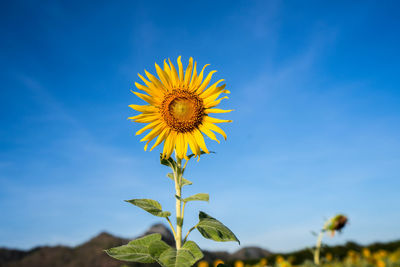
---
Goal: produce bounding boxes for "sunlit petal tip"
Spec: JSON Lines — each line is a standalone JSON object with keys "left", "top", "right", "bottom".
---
{"left": 144, "top": 141, "right": 150, "bottom": 151}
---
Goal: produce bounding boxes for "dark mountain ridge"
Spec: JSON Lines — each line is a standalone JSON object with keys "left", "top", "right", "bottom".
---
{"left": 1, "top": 224, "right": 399, "bottom": 267}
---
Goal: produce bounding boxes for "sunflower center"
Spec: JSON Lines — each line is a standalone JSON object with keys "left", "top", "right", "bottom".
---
{"left": 170, "top": 98, "right": 196, "bottom": 120}
{"left": 161, "top": 90, "right": 204, "bottom": 133}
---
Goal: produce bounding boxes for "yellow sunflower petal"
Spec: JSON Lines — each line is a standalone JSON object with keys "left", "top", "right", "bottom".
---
{"left": 164, "top": 59, "right": 171, "bottom": 78}
{"left": 128, "top": 113, "right": 152, "bottom": 120}
{"left": 203, "top": 89, "right": 228, "bottom": 105}
{"left": 133, "top": 91, "right": 159, "bottom": 105}
{"left": 177, "top": 56, "right": 184, "bottom": 82}
{"left": 150, "top": 127, "right": 169, "bottom": 151}
{"left": 203, "top": 121, "right": 228, "bottom": 140}
{"left": 175, "top": 133, "right": 182, "bottom": 158}
{"left": 140, "top": 123, "right": 164, "bottom": 142}
{"left": 145, "top": 70, "right": 167, "bottom": 91}
{"left": 199, "top": 79, "right": 225, "bottom": 98}
{"left": 182, "top": 133, "right": 189, "bottom": 160}
{"left": 135, "top": 120, "right": 162, "bottom": 136}
{"left": 204, "top": 116, "right": 232, "bottom": 124}
{"left": 191, "top": 64, "right": 210, "bottom": 91}
{"left": 129, "top": 104, "right": 158, "bottom": 113}
{"left": 132, "top": 114, "right": 160, "bottom": 123}
{"left": 162, "top": 133, "right": 172, "bottom": 158}
{"left": 175, "top": 132, "right": 183, "bottom": 159}
{"left": 155, "top": 62, "right": 171, "bottom": 88}
{"left": 134, "top": 82, "right": 154, "bottom": 96}
{"left": 196, "top": 70, "right": 217, "bottom": 94}
{"left": 186, "top": 132, "right": 200, "bottom": 156}
{"left": 199, "top": 124, "right": 220, "bottom": 144}
{"left": 137, "top": 74, "right": 164, "bottom": 98}
{"left": 184, "top": 57, "right": 193, "bottom": 85}
{"left": 165, "top": 131, "right": 177, "bottom": 159}
{"left": 193, "top": 128, "right": 209, "bottom": 154}
{"left": 189, "top": 61, "right": 198, "bottom": 87}
{"left": 144, "top": 140, "right": 151, "bottom": 151}
{"left": 168, "top": 58, "right": 180, "bottom": 86}
{"left": 204, "top": 96, "right": 229, "bottom": 108}
{"left": 204, "top": 108, "right": 233, "bottom": 114}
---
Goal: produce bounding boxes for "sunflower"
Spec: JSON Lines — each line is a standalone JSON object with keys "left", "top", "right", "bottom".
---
{"left": 129, "top": 56, "right": 232, "bottom": 160}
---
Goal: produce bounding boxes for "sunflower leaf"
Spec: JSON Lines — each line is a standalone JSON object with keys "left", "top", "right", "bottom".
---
{"left": 181, "top": 177, "right": 193, "bottom": 186}
{"left": 125, "top": 199, "right": 171, "bottom": 218}
{"left": 148, "top": 240, "right": 171, "bottom": 259}
{"left": 196, "top": 211, "right": 240, "bottom": 244}
{"left": 166, "top": 173, "right": 193, "bottom": 186}
{"left": 150, "top": 240, "right": 203, "bottom": 267}
{"left": 183, "top": 193, "right": 209, "bottom": 203}
{"left": 160, "top": 154, "right": 177, "bottom": 170}
{"left": 105, "top": 233, "right": 161, "bottom": 263}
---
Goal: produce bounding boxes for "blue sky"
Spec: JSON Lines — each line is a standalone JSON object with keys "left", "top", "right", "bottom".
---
{"left": 1, "top": 0, "right": 400, "bottom": 253}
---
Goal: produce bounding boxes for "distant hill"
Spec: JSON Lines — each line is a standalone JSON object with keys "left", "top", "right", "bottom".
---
{"left": 231, "top": 247, "right": 272, "bottom": 260}
{"left": 1, "top": 224, "right": 399, "bottom": 266}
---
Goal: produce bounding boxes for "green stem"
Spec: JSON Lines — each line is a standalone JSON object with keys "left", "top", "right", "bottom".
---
{"left": 314, "top": 219, "right": 330, "bottom": 265}
{"left": 314, "top": 230, "right": 324, "bottom": 265}
{"left": 175, "top": 157, "right": 183, "bottom": 249}
{"left": 166, "top": 217, "right": 177, "bottom": 241}
{"left": 182, "top": 202, "right": 187, "bottom": 221}
{"left": 183, "top": 225, "right": 196, "bottom": 244}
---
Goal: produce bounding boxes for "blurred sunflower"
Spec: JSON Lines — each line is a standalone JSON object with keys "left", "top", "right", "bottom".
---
{"left": 325, "top": 214, "right": 348, "bottom": 236}
{"left": 129, "top": 56, "right": 232, "bottom": 160}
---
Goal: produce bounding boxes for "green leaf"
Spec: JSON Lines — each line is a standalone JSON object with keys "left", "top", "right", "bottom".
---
{"left": 181, "top": 177, "right": 193, "bottom": 186}
{"left": 167, "top": 173, "right": 174, "bottom": 180}
{"left": 196, "top": 211, "right": 240, "bottom": 244}
{"left": 125, "top": 199, "right": 171, "bottom": 217}
{"left": 151, "top": 240, "right": 203, "bottom": 267}
{"left": 149, "top": 240, "right": 171, "bottom": 259}
{"left": 166, "top": 173, "right": 193, "bottom": 186}
{"left": 183, "top": 193, "right": 209, "bottom": 203}
{"left": 160, "top": 154, "right": 177, "bottom": 169}
{"left": 105, "top": 233, "right": 161, "bottom": 263}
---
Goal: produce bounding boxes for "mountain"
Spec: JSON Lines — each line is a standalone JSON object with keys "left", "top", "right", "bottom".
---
{"left": 231, "top": 247, "right": 272, "bottom": 260}
{"left": 1, "top": 225, "right": 399, "bottom": 266}
{"left": 0, "top": 224, "right": 172, "bottom": 267}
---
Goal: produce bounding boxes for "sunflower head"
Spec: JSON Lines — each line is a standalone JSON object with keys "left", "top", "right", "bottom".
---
{"left": 325, "top": 214, "right": 348, "bottom": 236}
{"left": 129, "top": 56, "right": 232, "bottom": 160}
